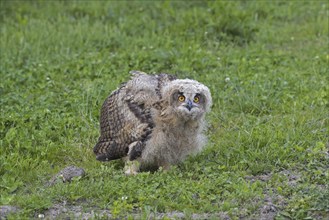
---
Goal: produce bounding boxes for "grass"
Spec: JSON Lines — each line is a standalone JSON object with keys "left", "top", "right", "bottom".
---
{"left": 1, "top": 0, "right": 328, "bottom": 219}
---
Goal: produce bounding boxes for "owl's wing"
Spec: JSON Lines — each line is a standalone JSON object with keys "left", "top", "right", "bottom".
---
{"left": 93, "top": 72, "right": 176, "bottom": 161}
{"left": 93, "top": 88, "right": 134, "bottom": 161}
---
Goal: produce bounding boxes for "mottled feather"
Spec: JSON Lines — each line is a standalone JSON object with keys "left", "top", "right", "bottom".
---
{"left": 93, "top": 71, "right": 177, "bottom": 161}
{"left": 93, "top": 71, "right": 212, "bottom": 174}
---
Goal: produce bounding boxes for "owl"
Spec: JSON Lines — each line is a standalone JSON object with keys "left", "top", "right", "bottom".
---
{"left": 93, "top": 71, "right": 212, "bottom": 175}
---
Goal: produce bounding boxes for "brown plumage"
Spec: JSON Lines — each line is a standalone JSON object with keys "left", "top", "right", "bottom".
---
{"left": 93, "top": 71, "right": 212, "bottom": 174}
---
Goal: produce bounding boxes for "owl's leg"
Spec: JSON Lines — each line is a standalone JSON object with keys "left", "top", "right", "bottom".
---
{"left": 124, "top": 142, "right": 143, "bottom": 175}
{"left": 159, "top": 163, "right": 171, "bottom": 172}
{"left": 124, "top": 160, "right": 140, "bottom": 175}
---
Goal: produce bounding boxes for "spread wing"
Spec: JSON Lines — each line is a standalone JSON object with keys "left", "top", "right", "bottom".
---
{"left": 93, "top": 71, "right": 176, "bottom": 161}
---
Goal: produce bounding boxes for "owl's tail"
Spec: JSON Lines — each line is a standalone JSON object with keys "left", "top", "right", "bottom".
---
{"left": 93, "top": 140, "right": 128, "bottom": 161}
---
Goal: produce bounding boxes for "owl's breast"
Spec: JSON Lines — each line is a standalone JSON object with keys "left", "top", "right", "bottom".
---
{"left": 141, "top": 125, "right": 203, "bottom": 167}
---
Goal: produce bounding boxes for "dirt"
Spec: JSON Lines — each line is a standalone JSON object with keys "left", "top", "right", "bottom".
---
{"left": 40, "top": 203, "right": 112, "bottom": 219}
{"left": 3, "top": 169, "right": 324, "bottom": 219}
{"left": 0, "top": 206, "right": 19, "bottom": 220}
{"left": 40, "top": 204, "right": 230, "bottom": 219}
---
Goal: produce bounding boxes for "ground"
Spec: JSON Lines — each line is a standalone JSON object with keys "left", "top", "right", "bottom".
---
{"left": 0, "top": 1, "right": 328, "bottom": 219}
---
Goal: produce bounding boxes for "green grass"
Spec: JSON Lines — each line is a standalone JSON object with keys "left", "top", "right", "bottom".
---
{"left": 1, "top": 0, "right": 328, "bottom": 219}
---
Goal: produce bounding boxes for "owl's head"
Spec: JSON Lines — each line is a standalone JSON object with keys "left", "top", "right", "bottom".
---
{"left": 161, "top": 79, "right": 212, "bottom": 121}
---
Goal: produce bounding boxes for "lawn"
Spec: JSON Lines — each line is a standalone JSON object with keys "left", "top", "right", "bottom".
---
{"left": 0, "top": 1, "right": 328, "bottom": 219}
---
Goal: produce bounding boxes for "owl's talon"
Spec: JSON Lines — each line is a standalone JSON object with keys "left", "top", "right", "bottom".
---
{"left": 124, "top": 169, "right": 138, "bottom": 175}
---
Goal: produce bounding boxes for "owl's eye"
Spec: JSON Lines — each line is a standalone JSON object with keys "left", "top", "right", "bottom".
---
{"left": 193, "top": 96, "right": 200, "bottom": 103}
{"left": 178, "top": 95, "right": 185, "bottom": 102}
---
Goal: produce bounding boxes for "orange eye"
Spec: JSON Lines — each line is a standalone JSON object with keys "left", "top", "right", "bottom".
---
{"left": 178, "top": 95, "right": 185, "bottom": 102}
{"left": 193, "top": 96, "right": 200, "bottom": 103}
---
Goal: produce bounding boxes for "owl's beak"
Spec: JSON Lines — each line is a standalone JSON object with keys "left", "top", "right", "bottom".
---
{"left": 185, "top": 99, "right": 194, "bottom": 111}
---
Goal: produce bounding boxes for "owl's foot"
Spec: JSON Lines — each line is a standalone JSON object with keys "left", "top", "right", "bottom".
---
{"left": 124, "top": 160, "right": 140, "bottom": 175}
{"left": 159, "top": 163, "right": 171, "bottom": 172}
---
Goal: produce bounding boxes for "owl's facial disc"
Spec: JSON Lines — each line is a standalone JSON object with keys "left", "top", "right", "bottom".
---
{"left": 177, "top": 93, "right": 201, "bottom": 111}
{"left": 180, "top": 98, "right": 198, "bottom": 112}
{"left": 174, "top": 92, "right": 204, "bottom": 120}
